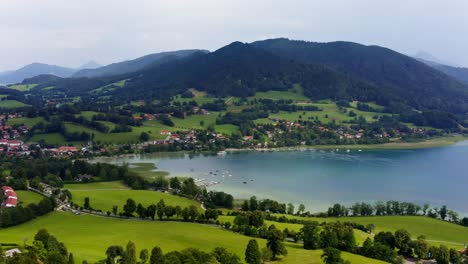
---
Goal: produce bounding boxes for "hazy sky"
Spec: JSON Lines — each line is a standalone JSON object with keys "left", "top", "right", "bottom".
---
{"left": 1, "top": 0, "right": 467, "bottom": 71}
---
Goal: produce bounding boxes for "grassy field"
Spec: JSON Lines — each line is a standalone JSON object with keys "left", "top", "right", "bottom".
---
{"left": 8, "top": 84, "right": 38, "bottom": 91}
{"left": 172, "top": 89, "right": 217, "bottom": 105}
{"left": 218, "top": 216, "right": 372, "bottom": 246}
{"left": 0, "top": 212, "right": 386, "bottom": 263}
{"left": 29, "top": 133, "right": 68, "bottom": 145}
{"left": 306, "top": 134, "right": 467, "bottom": 150}
{"left": 273, "top": 214, "right": 468, "bottom": 247}
{"left": 6, "top": 116, "right": 45, "bottom": 127}
{"left": 249, "top": 90, "right": 310, "bottom": 102}
{"left": 64, "top": 181, "right": 199, "bottom": 212}
{"left": 129, "top": 162, "right": 170, "bottom": 180}
{"left": 15, "top": 190, "right": 44, "bottom": 206}
{"left": 0, "top": 100, "right": 30, "bottom": 109}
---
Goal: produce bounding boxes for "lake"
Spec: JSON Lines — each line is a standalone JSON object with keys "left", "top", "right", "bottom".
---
{"left": 95, "top": 142, "right": 468, "bottom": 214}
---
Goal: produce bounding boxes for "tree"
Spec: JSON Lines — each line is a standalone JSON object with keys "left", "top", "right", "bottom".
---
{"left": 449, "top": 248, "right": 462, "bottom": 264}
{"left": 422, "top": 204, "right": 430, "bottom": 215}
{"left": 157, "top": 199, "right": 166, "bottom": 220}
{"left": 150, "top": 246, "right": 164, "bottom": 264}
{"left": 439, "top": 205, "right": 448, "bottom": 220}
{"left": 394, "top": 229, "right": 412, "bottom": 256}
{"left": 249, "top": 196, "right": 258, "bottom": 211}
{"left": 34, "top": 229, "right": 51, "bottom": 246}
{"left": 112, "top": 205, "right": 118, "bottom": 216}
{"left": 84, "top": 197, "right": 90, "bottom": 210}
{"left": 298, "top": 204, "right": 306, "bottom": 214}
{"left": 266, "top": 225, "right": 288, "bottom": 260}
{"left": 212, "top": 247, "right": 241, "bottom": 264}
{"left": 123, "top": 199, "right": 136, "bottom": 217}
{"left": 140, "top": 132, "right": 150, "bottom": 142}
{"left": 435, "top": 245, "right": 450, "bottom": 264}
{"left": 413, "top": 237, "right": 429, "bottom": 259}
{"left": 205, "top": 209, "right": 219, "bottom": 221}
{"left": 68, "top": 253, "right": 74, "bottom": 264}
{"left": 286, "top": 203, "right": 295, "bottom": 215}
{"left": 169, "top": 177, "right": 181, "bottom": 190}
{"left": 374, "top": 232, "right": 396, "bottom": 249}
{"left": 105, "top": 245, "right": 124, "bottom": 264}
{"left": 124, "top": 241, "right": 137, "bottom": 264}
{"left": 321, "top": 247, "right": 348, "bottom": 264}
{"left": 146, "top": 204, "right": 156, "bottom": 220}
{"left": 245, "top": 239, "right": 261, "bottom": 264}
{"left": 136, "top": 203, "right": 146, "bottom": 219}
{"left": 241, "top": 200, "right": 250, "bottom": 211}
{"left": 139, "top": 249, "right": 149, "bottom": 264}
{"left": 302, "top": 222, "right": 321, "bottom": 249}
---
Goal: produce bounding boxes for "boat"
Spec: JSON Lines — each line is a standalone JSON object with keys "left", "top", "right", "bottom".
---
{"left": 217, "top": 151, "right": 226, "bottom": 156}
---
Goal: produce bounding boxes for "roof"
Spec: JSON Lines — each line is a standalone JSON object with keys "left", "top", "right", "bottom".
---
{"left": 2, "top": 186, "right": 13, "bottom": 191}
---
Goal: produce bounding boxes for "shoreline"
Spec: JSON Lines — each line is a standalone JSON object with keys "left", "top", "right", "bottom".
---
{"left": 225, "top": 134, "right": 467, "bottom": 153}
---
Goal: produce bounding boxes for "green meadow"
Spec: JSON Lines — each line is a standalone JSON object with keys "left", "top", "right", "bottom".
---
{"left": 64, "top": 181, "right": 199, "bottom": 212}
{"left": 7, "top": 84, "right": 38, "bottom": 92}
{"left": 0, "top": 212, "right": 386, "bottom": 264}
{"left": 15, "top": 190, "right": 44, "bottom": 206}
{"left": 0, "top": 100, "right": 30, "bottom": 109}
{"left": 273, "top": 214, "right": 468, "bottom": 247}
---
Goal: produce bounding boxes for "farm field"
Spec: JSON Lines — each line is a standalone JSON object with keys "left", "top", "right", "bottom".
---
{"left": 15, "top": 190, "right": 44, "bottom": 206}
{"left": 272, "top": 214, "right": 468, "bottom": 247}
{"left": 64, "top": 181, "right": 199, "bottom": 212}
{"left": 217, "top": 215, "right": 372, "bottom": 246}
{"left": 29, "top": 133, "right": 68, "bottom": 145}
{"left": 6, "top": 116, "right": 45, "bottom": 127}
{"left": 0, "top": 212, "right": 386, "bottom": 264}
{"left": 0, "top": 100, "right": 30, "bottom": 109}
{"left": 7, "top": 84, "right": 38, "bottom": 91}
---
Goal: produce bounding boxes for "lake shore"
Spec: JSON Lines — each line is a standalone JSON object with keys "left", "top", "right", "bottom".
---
{"left": 225, "top": 134, "right": 467, "bottom": 153}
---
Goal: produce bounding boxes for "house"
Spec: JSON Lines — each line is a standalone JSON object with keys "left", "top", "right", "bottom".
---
{"left": 58, "top": 146, "right": 78, "bottom": 153}
{"left": 243, "top": 136, "right": 254, "bottom": 141}
{"left": 1, "top": 186, "right": 17, "bottom": 208}
{"left": 5, "top": 248, "right": 22, "bottom": 257}
{"left": 160, "top": 130, "right": 171, "bottom": 135}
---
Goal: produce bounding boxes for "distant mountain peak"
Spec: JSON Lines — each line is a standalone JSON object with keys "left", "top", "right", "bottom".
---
{"left": 413, "top": 51, "right": 458, "bottom": 67}
{"left": 79, "top": 61, "right": 101, "bottom": 70}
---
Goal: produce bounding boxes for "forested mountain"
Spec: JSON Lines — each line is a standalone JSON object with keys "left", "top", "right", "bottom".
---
{"left": 251, "top": 38, "right": 468, "bottom": 114}
{"left": 416, "top": 58, "right": 468, "bottom": 85}
{"left": 0, "top": 63, "right": 76, "bottom": 84}
{"left": 72, "top": 49, "right": 208, "bottom": 78}
{"left": 119, "top": 41, "right": 380, "bottom": 101}
{"left": 24, "top": 39, "right": 468, "bottom": 129}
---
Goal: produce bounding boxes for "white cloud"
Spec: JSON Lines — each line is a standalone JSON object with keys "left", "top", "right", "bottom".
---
{"left": 0, "top": 0, "right": 467, "bottom": 70}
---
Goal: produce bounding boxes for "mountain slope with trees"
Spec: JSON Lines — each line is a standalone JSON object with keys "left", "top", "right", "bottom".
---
{"left": 72, "top": 49, "right": 208, "bottom": 78}
{"left": 0, "top": 63, "right": 77, "bottom": 85}
{"left": 251, "top": 38, "right": 468, "bottom": 115}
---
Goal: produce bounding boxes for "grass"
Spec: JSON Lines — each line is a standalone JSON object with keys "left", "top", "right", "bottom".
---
{"left": 64, "top": 181, "right": 199, "bottom": 213}
{"left": 249, "top": 90, "right": 310, "bottom": 102}
{"left": 129, "top": 162, "right": 170, "bottom": 181}
{"left": 273, "top": 214, "right": 468, "bottom": 247}
{"left": 172, "top": 89, "right": 217, "bottom": 105}
{"left": 254, "top": 101, "right": 389, "bottom": 126}
{"left": 218, "top": 216, "right": 372, "bottom": 246}
{"left": 0, "top": 212, "right": 386, "bottom": 263}
{"left": 15, "top": 190, "right": 44, "bottom": 206}
{"left": 6, "top": 117, "right": 45, "bottom": 127}
{"left": 0, "top": 100, "right": 30, "bottom": 109}
{"left": 29, "top": 133, "right": 68, "bottom": 145}
{"left": 8, "top": 84, "right": 38, "bottom": 92}
{"left": 307, "top": 134, "right": 467, "bottom": 150}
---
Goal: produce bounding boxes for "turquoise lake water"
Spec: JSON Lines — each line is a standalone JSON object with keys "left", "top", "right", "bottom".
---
{"left": 97, "top": 142, "right": 468, "bottom": 214}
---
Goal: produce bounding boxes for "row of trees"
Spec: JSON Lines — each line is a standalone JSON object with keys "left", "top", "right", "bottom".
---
{"left": 0, "top": 229, "right": 73, "bottom": 264}
{"left": 327, "top": 202, "right": 464, "bottom": 224}
{"left": 0, "top": 197, "right": 55, "bottom": 228}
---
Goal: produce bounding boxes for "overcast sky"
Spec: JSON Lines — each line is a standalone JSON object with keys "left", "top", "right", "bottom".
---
{"left": 1, "top": 0, "right": 467, "bottom": 71}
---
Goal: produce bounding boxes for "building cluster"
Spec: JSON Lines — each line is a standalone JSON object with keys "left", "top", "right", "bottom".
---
{"left": 1, "top": 186, "right": 17, "bottom": 208}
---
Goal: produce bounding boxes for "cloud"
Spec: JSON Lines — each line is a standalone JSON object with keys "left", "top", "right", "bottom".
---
{"left": 0, "top": 0, "right": 467, "bottom": 70}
